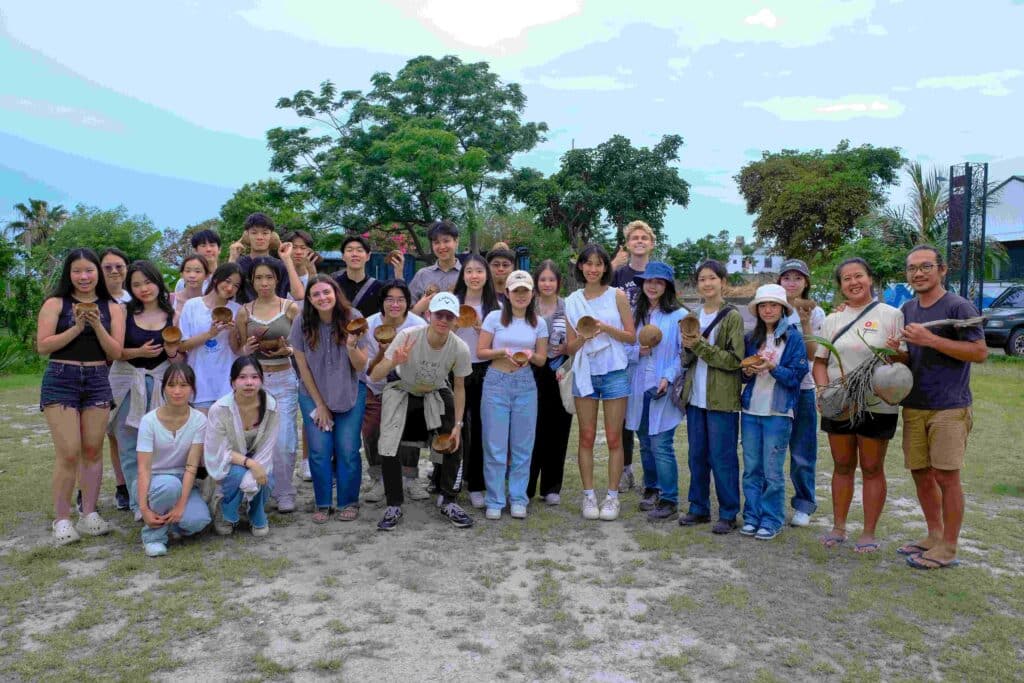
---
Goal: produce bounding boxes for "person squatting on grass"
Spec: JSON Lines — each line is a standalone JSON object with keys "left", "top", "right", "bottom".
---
{"left": 290, "top": 275, "right": 369, "bottom": 524}
{"left": 738, "top": 285, "right": 808, "bottom": 541}
{"left": 678, "top": 259, "right": 745, "bottom": 535}
{"left": 108, "top": 260, "right": 179, "bottom": 522}
{"left": 894, "top": 245, "right": 987, "bottom": 570}
{"left": 369, "top": 292, "right": 475, "bottom": 531}
{"left": 565, "top": 244, "right": 636, "bottom": 522}
{"left": 135, "top": 363, "right": 211, "bottom": 557}
{"left": 206, "top": 356, "right": 280, "bottom": 537}
{"left": 454, "top": 253, "right": 501, "bottom": 510}
{"left": 38, "top": 249, "right": 126, "bottom": 544}
{"left": 777, "top": 258, "right": 825, "bottom": 528}
{"left": 625, "top": 261, "right": 687, "bottom": 521}
{"left": 476, "top": 270, "right": 548, "bottom": 521}
{"left": 361, "top": 281, "right": 428, "bottom": 503}
{"left": 813, "top": 258, "right": 905, "bottom": 553}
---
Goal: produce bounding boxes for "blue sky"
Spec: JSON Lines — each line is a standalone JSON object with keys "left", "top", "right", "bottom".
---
{"left": 2, "top": 0, "right": 1022, "bottom": 245}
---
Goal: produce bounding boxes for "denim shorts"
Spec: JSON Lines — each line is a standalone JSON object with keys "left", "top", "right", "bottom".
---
{"left": 573, "top": 368, "right": 630, "bottom": 400}
{"left": 39, "top": 361, "right": 113, "bottom": 412}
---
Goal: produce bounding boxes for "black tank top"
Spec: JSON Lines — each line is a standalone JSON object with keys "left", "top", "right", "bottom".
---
{"left": 125, "top": 311, "right": 172, "bottom": 369}
{"left": 50, "top": 297, "right": 113, "bottom": 363}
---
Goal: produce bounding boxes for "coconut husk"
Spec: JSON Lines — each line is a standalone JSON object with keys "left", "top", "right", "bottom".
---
{"left": 387, "top": 250, "right": 403, "bottom": 267}
{"left": 679, "top": 314, "right": 700, "bottom": 337}
{"left": 512, "top": 351, "right": 531, "bottom": 366}
{"left": 73, "top": 302, "right": 98, "bottom": 316}
{"left": 346, "top": 318, "right": 368, "bottom": 336}
{"left": 871, "top": 362, "right": 913, "bottom": 405}
{"left": 431, "top": 432, "right": 456, "bottom": 453}
{"left": 240, "top": 231, "right": 282, "bottom": 253}
{"left": 161, "top": 326, "right": 182, "bottom": 344}
{"left": 576, "top": 316, "right": 598, "bottom": 338}
{"left": 424, "top": 284, "right": 440, "bottom": 297}
{"left": 457, "top": 305, "right": 478, "bottom": 328}
{"left": 258, "top": 337, "right": 285, "bottom": 354}
{"left": 740, "top": 355, "right": 762, "bottom": 369}
{"left": 211, "top": 306, "right": 233, "bottom": 324}
{"left": 792, "top": 298, "right": 817, "bottom": 312}
{"left": 638, "top": 324, "right": 662, "bottom": 348}
{"left": 374, "top": 324, "right": 397, "bottom": 344}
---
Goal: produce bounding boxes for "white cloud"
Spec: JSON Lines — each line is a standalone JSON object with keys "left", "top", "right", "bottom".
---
{"left": 0, "top": 95, "right": 123, "bottom": 132}
{"left": 744, "top": 95, "right": 905, "bottom": 120}
{"left": 744, "top": 8, "right": 780, "bottom": 29}
{"left": 915, "top": 69, "right": 1023, "bottom": 97}
{"left": 534, "top": 74, "right": 632, "bottom": 91}
{"left": 407, "top": 0, "right": 584, "bottom": 52}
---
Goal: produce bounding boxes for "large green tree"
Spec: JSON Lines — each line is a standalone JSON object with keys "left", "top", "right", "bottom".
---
{"left": 735, "top": 140, "right": 903, "bottom": 259}
{"left": 501, "top": 134, "right": 690, "bottom": 251}
{"left": 267, "top": 55, "right": 546, "bottom": 254}
{"left": 665, "top": 230, "right": 733, "bottom": 280}
{"left": 5, "top": 198, "right": 68, "bottom": 249}
{"left": 219, "top": 180, "right": 311, "bottom": 248}
{"left": 44, "top": 205, "right": 162, "bottom": 268}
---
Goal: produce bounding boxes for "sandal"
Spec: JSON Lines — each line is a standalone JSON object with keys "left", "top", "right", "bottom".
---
{"left": 819, "top": 532, "right": 847, "bottom": 548}
{"left": 337, "top": 506, "right": 358, "bottom": 522}
{"left": 52, "top": 519, "right": 81, "bottom": 546}
{"left": 312, "top": 509, "right": 331, "bottom": 525}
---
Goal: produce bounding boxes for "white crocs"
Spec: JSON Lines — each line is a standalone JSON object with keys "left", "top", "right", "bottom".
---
{"left": 76, "top": 512, "right": 112, "bottom": 536}
{"left": 52, "top": 519, "right": 81, "bottom": 545}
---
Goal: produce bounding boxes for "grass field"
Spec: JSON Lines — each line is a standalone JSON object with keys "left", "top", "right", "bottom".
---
{"left": 0, "top": 363, "right": 1022, "bottom": 681}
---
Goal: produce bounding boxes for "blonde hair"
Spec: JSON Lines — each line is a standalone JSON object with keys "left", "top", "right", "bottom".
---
{"left": 624, "top": 220, "right": 655, "bottom": 243}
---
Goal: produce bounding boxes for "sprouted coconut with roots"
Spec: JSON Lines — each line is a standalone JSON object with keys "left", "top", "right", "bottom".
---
{"left": 811, "top": 330, "right": 914, "bottom": 423}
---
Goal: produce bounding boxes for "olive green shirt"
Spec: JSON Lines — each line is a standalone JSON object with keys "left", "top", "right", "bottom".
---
{"left": 682, "top": 308, "right": 744, "bottom": 412}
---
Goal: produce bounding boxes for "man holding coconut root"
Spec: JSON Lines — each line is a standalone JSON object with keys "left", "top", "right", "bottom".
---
{"left": 892, "top": 245, "right": 987, "bottom": 569}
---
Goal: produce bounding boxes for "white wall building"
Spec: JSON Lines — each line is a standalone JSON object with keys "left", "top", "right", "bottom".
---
{"left": 725, "top": 249, "right": 785, "bottom": 274}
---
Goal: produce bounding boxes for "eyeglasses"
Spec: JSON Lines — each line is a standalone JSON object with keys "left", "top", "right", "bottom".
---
{"left": 102, "top": 265, "right": 126, "bottom": 273}
{"left": 905, "top": 263, "right": 937, "bottom": 274}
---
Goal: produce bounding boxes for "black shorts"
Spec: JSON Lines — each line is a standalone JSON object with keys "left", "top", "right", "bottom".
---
{"left": 39, "top": 361, "right": 113, "bottom": 412}
{"left": 821, "top": 411, "right": 898, "bottom": 441}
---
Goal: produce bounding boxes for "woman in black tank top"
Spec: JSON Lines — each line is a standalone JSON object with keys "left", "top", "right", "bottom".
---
{"left": 36, "top": 248, "right": 125, "bottom": 546}
{"left": 109, "top": 261, "right": 179, "bottom": 521}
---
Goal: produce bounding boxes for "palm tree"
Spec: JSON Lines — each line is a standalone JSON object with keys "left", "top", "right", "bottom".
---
{"left": 903, "top": 161, "right": 947, "bottom": 245}
{"left": 6, "top": 198, "right": 69, "bottom": 249}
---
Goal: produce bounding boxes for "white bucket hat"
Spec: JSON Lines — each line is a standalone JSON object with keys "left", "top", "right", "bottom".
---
{"left": 748, "top": 283, "right": 794, "bottom": 316}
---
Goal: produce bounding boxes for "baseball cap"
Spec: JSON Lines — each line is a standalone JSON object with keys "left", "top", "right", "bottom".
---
{"left": 505, "top": 270, "right": 534, "bottom": 291}
{"left": 428, "top": 291, "right": 460, "bottom": 316}
{"left": 778, "top": 258, "right": 810, "bottom": 279}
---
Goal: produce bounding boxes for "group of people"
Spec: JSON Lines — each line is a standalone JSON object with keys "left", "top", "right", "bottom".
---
{"left": 37, "top": 215, "right": 983, "bottom": 570}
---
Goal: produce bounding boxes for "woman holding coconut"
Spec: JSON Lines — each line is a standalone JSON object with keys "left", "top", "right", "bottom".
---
{"left": 812, "top": 258, "right": 905, "bottom": 552}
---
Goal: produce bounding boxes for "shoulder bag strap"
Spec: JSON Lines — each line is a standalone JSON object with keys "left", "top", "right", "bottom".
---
{"left": 830, "top": 301, "right": 879, "bottom": 345}
{"left": 351, "top": 276, "right": 377, "bottom": 308}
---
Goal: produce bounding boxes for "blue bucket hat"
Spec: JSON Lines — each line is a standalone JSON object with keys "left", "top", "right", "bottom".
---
{"left": 634, "top": 261, "right": 676, "bottom": 286}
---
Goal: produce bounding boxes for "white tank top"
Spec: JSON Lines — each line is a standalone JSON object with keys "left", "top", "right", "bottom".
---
{"left": 572, "top": 287, "right": 628, "bottom": 376}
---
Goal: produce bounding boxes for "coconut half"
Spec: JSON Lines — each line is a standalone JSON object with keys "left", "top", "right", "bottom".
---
{"left": 871, "top": 362, "right": 914, "bottom": 405}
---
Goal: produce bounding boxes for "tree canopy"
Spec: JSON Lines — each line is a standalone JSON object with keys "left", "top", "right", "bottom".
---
{"left": 664, "top": 229, "right": 733, "bottom": 280}
{"left": 735, "top": 140, "right": 903, "bottom": 259}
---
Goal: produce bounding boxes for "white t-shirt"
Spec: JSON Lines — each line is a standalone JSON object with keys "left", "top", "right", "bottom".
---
{"left": 136, "top": 408, "right": 207, "bottom": 475}
{"left": 688, "top": 308, "right": 720, "bottom": 409}
{"left": 363, "top": 312, "right": 427, "bottom": 395}
{"left": 179, "top": 297, "right": 241, "bottom": 405}
{"left": 745, "top": 333, "right": 792, "bottom": 418}
{"left": 815, "top": 302, "right": 905, "bottom": 415}
{"left": 481, "top": 310, "right": 548, "bottom": 353}
{"left": 113, "top": 290, "right": 132, "bottom": 304}
{"left": 385, "top": 326, "right": 472, "bottom": 394}
{"left": 787, "top": 307, "right": 825, "bottom": 391}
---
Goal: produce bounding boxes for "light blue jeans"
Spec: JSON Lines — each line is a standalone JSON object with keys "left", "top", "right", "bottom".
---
{"left": 114, "top": 374, "right": 155, "bottom": 516}
{"left": 263, "top": 367, "right": 298, "bottom": 504}
{"left": 219, "top": 464, "right": 274, "bottom": 529}
{"left": 298, "top": 384, "right": 366, "bottom": 510}
{"left": 741, "top": 413, "right": 792, "bottom": 533}
{"left": 637, "top": 392, "right": 679, "bottom": 504}
{"left": 141, "top": 473, "right": 211, "bottom": 546}
{"left": 481, "top": 366, "right": 537, "bottom": 510}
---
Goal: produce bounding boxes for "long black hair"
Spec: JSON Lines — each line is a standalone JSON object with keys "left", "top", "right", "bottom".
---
{"left": 230, "top": 355, "right": 267, "bottom": 424}
{"left": 205, "top": 262, "right": 243, "bottom": 297}
{"left": 125, "top": 260, "right": 174, "bottom": 318}
{"left": 301, "top": 274, "right": 353, "bottom": 350}
{"left": 633, "top": 276, "right": 681, "bottom": 326}
{"left": 748, "top": 308, "right": 789, "bottom": 351}
{"left": 49, "top": 248, "right": 112, "bottom": 301}
{"left": 453, "top": 253, "right": 499, "bottom": 319}
{"left": 574, "top": 244, "right": 612, "bottom": 286}
{"left": 499, "top": 280, "right": 539, "bottom": 328}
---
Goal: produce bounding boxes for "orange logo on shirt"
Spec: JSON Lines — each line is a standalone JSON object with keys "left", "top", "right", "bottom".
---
{"left": 863, "top": 321, "right": 877, "bottom": 329}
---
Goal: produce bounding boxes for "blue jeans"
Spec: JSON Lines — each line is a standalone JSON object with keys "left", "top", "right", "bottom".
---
{"left": 114, "top": 375, "right": 155, "bottom": 516}
{"left": 481, "top": 366, "right": 537, "bottom": 509}
{"left": 741, "top": 414, "right": 792, "bottom": 533}
{"left": 685, "top": 405, "right": 740, "bottom": 520}
{"left": 573, "top": 368, "right": 630, "bottom": 400}
{"left": 141, "top": 474, "right": 211, "bottom": 546}
{"left": 298, "top": 385, "right": 366, "bottom": 510}
{"left": 219, "top": 464, "right": 274, "bottom": 529}
{"left": 637, "top": 393, "right": 679, "bottom": 504}
{"left": 789, "top": 389, "right": 818, "bottom": 514}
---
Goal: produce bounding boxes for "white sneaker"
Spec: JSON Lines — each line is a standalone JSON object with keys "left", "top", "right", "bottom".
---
{"left": 582, "top": 494, "right": 599, "bottom": 520}
{"left": 510, "top": 504, "right": 527, "bottom": 519}
{"left": 77, "top": 512, "right": 112, "bottom": 536}
{"left": 790, "top": 511, "right": 811, "bottom": 527}
{"left": 486, "top": 508, "right": 502, "bottom": 520}
{"left": 469, "top": 491, "right": 486, "bottom": 509}
{"left": 403, "top": 477, "right": 430, "bottom": 501}
{"left": 144, "top": 542, "right": 167, "bottom": 557}
{"left": 211, "top": 494, "right": 235, "bottom": 536}
{"left": 363, "top": 479, "right": 385, "bottom": 503}
{"left": 300, "top": 459, "right": 312, "bottom": 481}
{"left": 251, "top": 524, "right": 270, "bottom": 537}
{"left": 52, "top": 519, "right": 80, "bottom": 545}
{"left": 599, "top": 496, "right": 620, "bottom": 521}
{"left": 544, "top": 493, "right": 561, "bottom": 506}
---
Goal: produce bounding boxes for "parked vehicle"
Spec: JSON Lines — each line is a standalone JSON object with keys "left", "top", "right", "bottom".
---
{"left": 983, "top": 285, "right": 1024, "bottom": 356}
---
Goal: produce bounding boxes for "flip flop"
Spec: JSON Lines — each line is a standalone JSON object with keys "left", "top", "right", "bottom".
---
{"left": 906, "top": 554, "right": 960, "bottom": 570}
{"left": 819, "top": 533, "right": 847, "bottom": 548}
{"left": 896, "top": 543, "right": 930, "bottom": 556}
{"left": 854, "top": 542, "right": 881, "bottom": 554}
